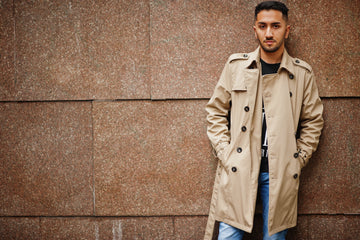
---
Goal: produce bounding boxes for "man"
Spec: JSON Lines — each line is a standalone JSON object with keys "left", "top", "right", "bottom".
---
{"left": 204, "top": 1, "right": 323, "bottom": 239}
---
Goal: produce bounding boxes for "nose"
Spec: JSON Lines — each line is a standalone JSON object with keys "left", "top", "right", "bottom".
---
{"left": 265, "top": 26, "right": 273, "bottom": 38}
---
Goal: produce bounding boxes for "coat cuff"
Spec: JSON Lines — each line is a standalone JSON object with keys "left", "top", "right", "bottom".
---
{"left": 298, "top": 149, "right": 308, "bottom": 168}
{"left": 215, "top": 142, "right": 230, "bottom": 161}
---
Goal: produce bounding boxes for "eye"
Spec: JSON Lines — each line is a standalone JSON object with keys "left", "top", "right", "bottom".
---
{"left": 259, "top": 24, "right": 266, "bottom": 29}
{"left": 273, "top": 24, "right": 280, "bottom": 29}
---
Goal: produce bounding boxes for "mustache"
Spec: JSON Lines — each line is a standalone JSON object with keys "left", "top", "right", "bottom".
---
{"left": 263, "top": 38, "right": 276, "bottom": 43}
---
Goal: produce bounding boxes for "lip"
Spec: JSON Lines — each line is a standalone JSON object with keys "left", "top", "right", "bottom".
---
{"left": 264, "top": 40, "right": 275, "bottom": 44}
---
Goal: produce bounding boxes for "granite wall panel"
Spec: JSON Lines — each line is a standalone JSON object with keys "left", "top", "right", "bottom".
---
{"left": 288, "top": 215, "right": 360, "bottom": 240}
{"left": 298, "top": 98, "right": 360, "bottom": 214}
{"left": 304, "top": 215, "right": 360, "bottom": 239}
{"left": 287, "top": 0, "right": 360, "bottom": 97}
{"left": 0, "top": 102, "right": 93, "bottom": 216}
{"left": 12, "top": 0, "right": 150, "bottom": 101}
{"left": 150, "top": 0, "right": 257, "bottom": 99}
{"left": 0, "top": 217, "right": 40, "bottom": 240}
{"left": 40, "top": 217, "right": 100, "bottom": 240}
{"left": 3, "top": 0, "right": 358, "bottom": 100}
{"left": 0, "top": 0, "right": 14, "bottom": 100}
{"left": 94, "top": 217, "right": 175, "bottom": 240}
{"left": 174, "top": 216, "right": 208, "bottom": 240}
{"left": 93, "top": 100, "right": 215, "bottom": 216}
{"left": 1, "top": 215, "right": 358, "bottom": 239}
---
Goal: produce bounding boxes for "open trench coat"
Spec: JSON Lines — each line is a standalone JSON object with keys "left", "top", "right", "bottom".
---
{"left": 204, "top": 47, "right": 323, "bottom": 239}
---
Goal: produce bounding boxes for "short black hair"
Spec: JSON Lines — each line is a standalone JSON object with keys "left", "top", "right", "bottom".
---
{"left": 255, "top": 1, "right": 289, "bottom": 21}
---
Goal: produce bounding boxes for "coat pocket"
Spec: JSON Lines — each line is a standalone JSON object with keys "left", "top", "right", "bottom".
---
{"left": 231, "top": 82, "right": 247, "bottom": 92}
{"left": 218, "top": 144, "right": 232, "bottom": 169}
{"left": 287, "top": 138, "right": 302, "bottom": 178}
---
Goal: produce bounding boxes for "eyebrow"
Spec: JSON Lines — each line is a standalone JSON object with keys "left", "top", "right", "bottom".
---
{"left": 257, "top": 21, "right": 282, "bottom": 25}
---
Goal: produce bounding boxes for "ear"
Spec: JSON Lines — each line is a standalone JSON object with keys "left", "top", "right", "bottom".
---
{"left": 253, "top": 26, "right": 258, "bottom": 39}
{"left": 285, "top": 25, "right": 290, "bottom": 39}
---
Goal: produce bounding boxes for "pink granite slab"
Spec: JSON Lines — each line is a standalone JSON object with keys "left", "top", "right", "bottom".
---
{"left": 0, "top": 217, "right": 40, "bottom": 240}
{"left": 298, "top": 98, "right": 360, "bottom": 214}
{"left": 286, "top": 0, "right": 360, "bottom": 97}
{"left": 0, "top": 0, "right": 15, "bottom": 100}
{"left": 93, "top": 100, "right": 216, "bottom": 216}
{"left": 150, "top": 0, "right": 257, "bottom": 99}
{"left": 0, "top": 102, "right": 93, "bottom": 215}
{"left": 13, "top": 0, "right": 150, "bottom": 101}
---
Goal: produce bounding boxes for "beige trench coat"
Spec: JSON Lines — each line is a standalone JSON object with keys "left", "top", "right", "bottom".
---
{"left": 204, "top": 47, "right": 323, "bottom": 239}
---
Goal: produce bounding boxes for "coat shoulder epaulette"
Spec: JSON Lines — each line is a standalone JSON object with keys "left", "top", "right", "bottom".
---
{"left": 229, "top": 53, "right": 250, "bottom": 63}
{"left": 293, "top": 58, "right": 312, "bottom": 73}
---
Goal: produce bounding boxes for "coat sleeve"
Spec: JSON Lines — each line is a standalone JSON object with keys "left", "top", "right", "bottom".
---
{"left": 297, "top": 71, "right": 324, "bottom": 168}
{"left": 206, "top": 59, "right": 232, "bottom": 162}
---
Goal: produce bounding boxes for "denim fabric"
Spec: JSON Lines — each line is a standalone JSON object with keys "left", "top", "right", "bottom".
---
{"left": 218, "top": 222, "right": 245, "bottom": 240}
{"left": 218, "top": 172, "right": 288, "bottom": 240}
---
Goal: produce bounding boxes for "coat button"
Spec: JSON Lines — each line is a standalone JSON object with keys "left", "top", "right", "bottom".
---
{"left": 237, "top": 147, "right": 242, "bottom": 153}
{"left": 294, "top": 152, "right": 299, "bottom": 158}
{"left": 232, "top": 167, "right": 237, "bottom": 172}
{"left": 290, "top": 91, "right": 293, "bottom": 97}
{"left": 289, "top": 74, "right": 294, "bottom": 79}
{"left": 295, "top": 59, "right": 300, "bottom": 63}
{"left": 293, "top": 173, "right": 298, "bottom": 179}
{"left": 243, "top": 54, "right": 248, "bottom": 58}
{"left": 244, "top": 106, "right": 250, "bottom": 112}
{"left": 241, "top": 126, "right": 247, "bottom": 132}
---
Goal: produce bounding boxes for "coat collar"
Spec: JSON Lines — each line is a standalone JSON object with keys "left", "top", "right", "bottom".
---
{"left": 279, "top": 49, "right": 295, "bottom": 76}
{"left": 244, "top": 47, "right": 295, "bottom": 76}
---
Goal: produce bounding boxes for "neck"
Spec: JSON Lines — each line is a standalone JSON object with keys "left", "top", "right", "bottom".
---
{"left": 259, "top": 45, "right": 284, "bottom": 64}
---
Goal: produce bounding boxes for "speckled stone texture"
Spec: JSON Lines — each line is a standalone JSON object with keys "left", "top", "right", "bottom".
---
{"left": 1, "top": 0, "right": 359, "bottom": 100}
{"left": 298, "top": 98, "right": 360, "bottom": 214}
{"left": 288, "top": 215, "right": 360, "bottom": 240}
{"left": 93, "top": 100, "right": 216, "bottom": 216}
{"left": 0, "top": 217, "right": 40, "bottom": 240}
{"left": 94, "top": 217, "right": 175, "bottom": 240}
{"left": 0, "top": 0, "right": 14, "bottom": 100}
{"left": 150, "top": 0, "right": 257, "bottom": 99}
{"left": 11, "top": 0, "right": 150, "bottom": 101}
{"left": 286, "top": 0, "right": 360, "bottom": 97}
{"left": 0, "top": 217, "right": 200, "bottom": 240}
{"left": 1, "top": 215, "right": 358, "bottom": 239}
{"left": 174, "top": 216, "right": 208, "bottom": 239}
{"left": 0, "top": 102, "right": 93, "bottom": 216}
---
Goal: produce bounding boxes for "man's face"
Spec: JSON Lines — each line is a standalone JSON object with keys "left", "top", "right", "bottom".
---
{"left": 254, "top": 9, "right": 290, "bottom": 53}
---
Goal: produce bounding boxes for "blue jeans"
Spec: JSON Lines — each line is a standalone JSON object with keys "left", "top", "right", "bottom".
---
{"left": 218, "top": 172, "right": 288, "bottom": 240}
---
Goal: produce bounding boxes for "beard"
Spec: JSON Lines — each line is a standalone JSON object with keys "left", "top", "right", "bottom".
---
{"left": 258, "top": 37, "right": 284, "bottom": 53}
{"left": 256, "top": 30, "right": 287, "bottom": 53}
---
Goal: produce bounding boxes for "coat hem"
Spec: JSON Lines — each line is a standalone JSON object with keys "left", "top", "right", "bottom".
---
{"left": 269, "top": 222, "right": 296, "bottom": 236}
{"left": 216, "top": 217, "right": 253, "bottom": 234}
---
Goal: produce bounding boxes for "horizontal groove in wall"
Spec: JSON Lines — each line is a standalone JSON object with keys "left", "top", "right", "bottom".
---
{"left": 0, "top": 96, "right": 358, "bottom": 104}
{"left": 1, "top": 213, "right": 359, "bottom": 219}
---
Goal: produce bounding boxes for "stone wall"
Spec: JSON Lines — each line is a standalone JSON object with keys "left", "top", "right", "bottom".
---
{"left": 1, "top": 0, "right": 359, "bottom": 239}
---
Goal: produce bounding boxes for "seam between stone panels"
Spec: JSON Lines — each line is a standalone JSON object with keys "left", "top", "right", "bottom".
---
{"left": 0, "top": 97, "right": 358, "bottom": 104}
{"left": 0, "top": 99, "right": 95, "bottom": 103}
{"left": 91, "top": 101, "right": 96, "bottom": 216}
{"left": 148, "top": 0, "right": 152, "bottom": 101}
{"left": 1, "top": 214, "right": 359, "bottom": 218}
{"left": 13, "top": 0, "right": 17, "bottom": 87}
